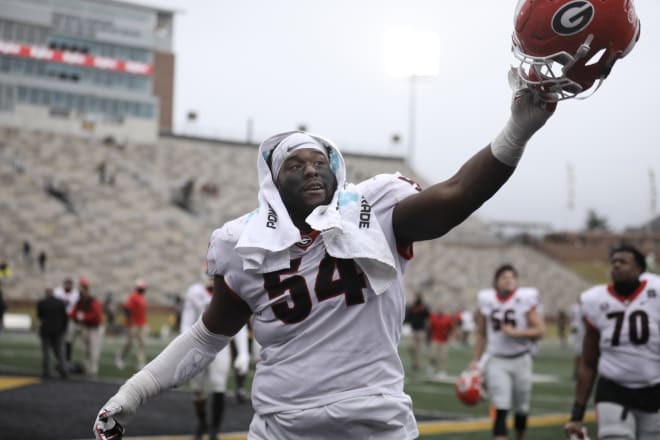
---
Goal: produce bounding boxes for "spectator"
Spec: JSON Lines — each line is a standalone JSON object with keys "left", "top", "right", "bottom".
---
{"left": 405, "top": 293, "right": 430, "bottom": 372}
{"left": 103, "top": 292, "right": 116, "bottom": 335}
{"left": 36, "top": 287, "right": 68, "bottom": 378}
{"left": 22, "top": 240, "right": 32, "bottom": 268}
{"left": 97, "top": 160, "right": 107, "bottom": 184}
{"left": 0, "top": 260, "right": 12, "bottom": 282}
{"left": 37, "top": 251, "right": 47, "bottom": 273}
{"left": 557, "top": 308, "right": 568, "bottom": 348}
{"left": 70, "top": 277, "right": 104, "bottom": 377}
{"left": 116, "top": 279, "right": 148, "bottom": 370}
{"left": 428, "top": 305, "right": 455, "bottom": 378}
{"left": 171, "top": 295, "right": 183, "bottom": 333}
{"left": 53, "top": 277, "right": 80, "bottom": 364}
{"left": 0, "top": 286, "right": 6, "bottom": 332}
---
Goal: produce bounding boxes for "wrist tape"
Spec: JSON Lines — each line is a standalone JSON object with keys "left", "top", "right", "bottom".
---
{"left": 490, "top": 117, "right": 528, "bottom": 167}
{"left": 570, "top": 401, "right": 586, "bottom": 422}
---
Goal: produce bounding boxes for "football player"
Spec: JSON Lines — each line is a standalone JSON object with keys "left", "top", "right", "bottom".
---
{"left": 564, "top": 244, "right": 660, "bottom": 440}
{"left": 93, "top": 84, "right": 555, "bottom": 439}
{"left": 180, "top": 277, "right": 249, "bottom": 440}
{"left": 471, "top": 264, "right": 545, "bottom": 440}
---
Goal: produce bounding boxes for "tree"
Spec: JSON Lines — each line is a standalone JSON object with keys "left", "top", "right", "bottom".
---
{"left": 585, "top": 209, "right": 609, "bottom": 231}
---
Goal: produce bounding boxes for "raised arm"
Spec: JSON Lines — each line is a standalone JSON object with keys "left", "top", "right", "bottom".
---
{"left": 393, "top": 88, "right": 555, "bottom": 244}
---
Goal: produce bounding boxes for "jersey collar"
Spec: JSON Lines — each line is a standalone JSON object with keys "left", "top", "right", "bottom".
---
{"left": 607, "top": 280, "right": 647, "bottom": 305}
{"left": 295, "top": 230, "right": 320, "bottom": 249}
{"left": 496, "top": 289, "right": 517, "bottom": 303}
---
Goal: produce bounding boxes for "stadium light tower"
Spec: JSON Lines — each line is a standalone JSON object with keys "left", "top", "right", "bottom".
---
{"left": 650, "top": 168, "right": 657, "bottom": 225}
{"left": 384, "top": 26, "right": 440, "bottom": 165}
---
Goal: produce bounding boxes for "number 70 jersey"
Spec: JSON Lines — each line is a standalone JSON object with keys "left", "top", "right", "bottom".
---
{"left": 580, "top": 278, "right": 660, "bottom": 388}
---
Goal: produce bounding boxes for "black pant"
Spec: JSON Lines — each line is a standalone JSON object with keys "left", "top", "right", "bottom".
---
{"left": 40, "top": 333, "right": 66, "bottom": 377}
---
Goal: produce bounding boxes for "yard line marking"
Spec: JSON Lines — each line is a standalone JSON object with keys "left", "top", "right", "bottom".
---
{"left": 417, "top": 411, "right": 596, "bottom": 435}
{"left": 110, "top": 412, "right": 598, "bottom": 439}
{"left": 0, "top": 375, "right": 40, "bottom": 391}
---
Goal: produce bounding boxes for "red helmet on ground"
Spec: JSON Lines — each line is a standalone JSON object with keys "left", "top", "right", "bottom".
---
{"left": 512, "top": 0, "right": 640, "bottom": 101}
{"left": 455, "top": 369, "right": 484, "bottom": 406}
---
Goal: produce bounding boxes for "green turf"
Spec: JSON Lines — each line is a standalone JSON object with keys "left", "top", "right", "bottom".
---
{"left": 0, "top": 330, "right": 590, "bottom": 438}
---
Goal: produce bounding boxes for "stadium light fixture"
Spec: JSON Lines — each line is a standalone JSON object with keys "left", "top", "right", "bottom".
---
{"left": 383, "top": 26, "right": 440, "bottom": 165}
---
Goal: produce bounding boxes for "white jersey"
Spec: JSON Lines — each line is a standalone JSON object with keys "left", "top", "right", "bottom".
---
{"left": 53, "top": 286, "right": 80, "bottom": 314}
{"left": 477, "top": 287, "right": 540, "bottom": 357}
{"left": 580, "top": 278, "right": 660, "bottom": 388}
{"left": 207, "top": 174, "right": 418, "bottom": 415}
{"left": 460, "top": 310, "right": 475, "bottom": 332}
{"left": 570, "top": 301, "right": 585, "bottom": 354}
{"left": 180, "top": 282, "right": 211, "bottom": 332}
{"left": 570, "top": 302, "right": 583, "bottom": 331}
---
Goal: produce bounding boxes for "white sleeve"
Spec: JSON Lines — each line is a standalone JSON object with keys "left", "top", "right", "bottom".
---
{"left": 96, "top": 318, "right": 231, "bottom": 427}
{"left": 180, "top": 287, "right": 203, "bottom": 332}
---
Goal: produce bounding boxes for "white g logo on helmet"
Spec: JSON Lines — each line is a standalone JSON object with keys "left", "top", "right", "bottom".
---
{"left": 551, "top": 0, "right": 595, "bottom": 36}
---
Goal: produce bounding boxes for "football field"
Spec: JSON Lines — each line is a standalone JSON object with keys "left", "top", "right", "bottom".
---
{"left": 0, "top": 330, "right": 595, "bottom": 439}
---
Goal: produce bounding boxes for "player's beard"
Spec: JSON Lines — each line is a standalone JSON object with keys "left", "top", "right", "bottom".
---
{"left": 612, "top": 280, "right": 641, "bottom": 296}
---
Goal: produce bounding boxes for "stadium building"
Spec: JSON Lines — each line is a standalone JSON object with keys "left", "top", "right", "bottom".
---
{"left": 0, "top": 0, "right": 175, "bottom": 143}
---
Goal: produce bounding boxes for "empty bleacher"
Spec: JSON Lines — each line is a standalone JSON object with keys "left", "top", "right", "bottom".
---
{"left": 0, "top": 127, "right": 588, "bottom": 313}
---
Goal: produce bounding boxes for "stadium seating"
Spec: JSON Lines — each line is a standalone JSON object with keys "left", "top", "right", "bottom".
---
{"left": 0, "top": 127, "right": 589, "bottom": 314}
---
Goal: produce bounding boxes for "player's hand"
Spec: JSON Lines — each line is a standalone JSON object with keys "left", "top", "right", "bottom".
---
{"left": 93, "top": 400, "right": 126, "bottom": 440}
{"left": 234, "top": 352, "right": 250, "bottom": 375}
{"left": 94, "top": 393, "right": 140, "bottom": 440}
{"left": 564, "top": 421, "right": 587, "bottom": 439}
{"left": 501, "top": 324, "right": 517, "bottom": 337}
{"left": 508, "top": 87, "right": 556, "bottom": 147}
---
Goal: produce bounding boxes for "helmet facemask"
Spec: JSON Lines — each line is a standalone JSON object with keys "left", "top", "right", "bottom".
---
{"left": 512, "top": 33, "right": 602, "bottom": 101}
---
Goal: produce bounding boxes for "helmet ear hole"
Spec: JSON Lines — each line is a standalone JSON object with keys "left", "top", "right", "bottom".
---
{"left": 585, "top": 48, "right": 606, "bottom": 67}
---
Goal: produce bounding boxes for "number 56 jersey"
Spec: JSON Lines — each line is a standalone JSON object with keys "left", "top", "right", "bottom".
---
{"left": 580, "top": 277, "right": 660, "bottom": 388}
{"left": 476, "top": 287, "right": 541, "bottom": 357}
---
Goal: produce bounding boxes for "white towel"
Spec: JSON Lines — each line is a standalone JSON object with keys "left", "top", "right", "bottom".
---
{"left": 234, "top": 131, "right": 397, "bottom": 294}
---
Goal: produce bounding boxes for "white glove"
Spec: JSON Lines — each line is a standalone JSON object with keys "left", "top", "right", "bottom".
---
{"left": 93, "top": 399, "right": 130, "bottom": 440}
{"left": 491, "top": 81, "right": 556, "bottom": 167}
{"left": 233, "top": 352, "right": 250, "bottom": 375}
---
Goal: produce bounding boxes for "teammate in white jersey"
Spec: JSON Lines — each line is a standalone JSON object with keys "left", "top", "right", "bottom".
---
{"left": 569, "top": 300, "right": 585, "bottom": 380}
{"left": 564, "top": 244, "right": 660, "bottom": 440}
{"left": 181, "top": 278, "right": 249, "bottom": 440}
{"left": 472, "top": 264, "right": 545, "bottom": 440}
{"left": 93, "top": 84, "right": 556, "bottom": 440}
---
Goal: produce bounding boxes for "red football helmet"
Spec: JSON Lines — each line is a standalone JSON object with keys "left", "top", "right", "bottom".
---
{"left": 455, "top": 369, "right": 484, "bottom": 406}
{"left": 512, "top": 0, "right": 640, "bottom": 101}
